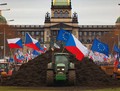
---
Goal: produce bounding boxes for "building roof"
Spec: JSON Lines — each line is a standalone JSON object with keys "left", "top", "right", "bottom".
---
{"left": 116, "top": 16, "right": 120, "bottom": 23}
{"left": 53, "top": 0, "right": 70, "bottom": 6}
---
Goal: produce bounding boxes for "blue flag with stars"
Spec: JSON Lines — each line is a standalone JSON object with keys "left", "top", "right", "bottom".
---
{"left": 91, "top": 39, "right": 109, "bottom": 56}
{"left": 56, "top": 29, "right": 71, "bottom": 42}
{"left": 114, "top": 45, "right": 120, "bottom": 53}
{"left": 114, "top": 45, "right": 120, "bottom": 57}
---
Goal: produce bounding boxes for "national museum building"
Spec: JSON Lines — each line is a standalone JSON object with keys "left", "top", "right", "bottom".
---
{"left": 0, "top": 0, "right": 120, "bottom": 49}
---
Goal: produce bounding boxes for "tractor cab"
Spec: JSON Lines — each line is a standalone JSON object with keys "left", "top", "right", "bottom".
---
{"left": 0, "top": 61, "right": 9, "bottom": 74}
{"left": 56, "top": 64, "right": 65, "bottom": 73}
{"left": 47, "top": 52, "right": 76, "bottom": 85}
{"left": 0, "top": 61, "right": 11, "bottom": 82}
{"left": 54, "top": 53, "right": 69, "bottom": 73}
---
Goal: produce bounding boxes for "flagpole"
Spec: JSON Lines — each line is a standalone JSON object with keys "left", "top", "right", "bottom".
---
{"left": 62, "top": 47, "right": 65, "bottom": 53}
{"left": 4, "top": 28, "right": 6, "bottom": 61}
{"left": 111, "top": 42, "right": 115, "bottom": 55}
{"left": 23, "top": 32, "right": 27, "bottom": 63}
{"left": 118, "top": 34, "right": 119, "bottom": 48}
{"left": 10, "top": 49, "right": 15, "bottom": 64}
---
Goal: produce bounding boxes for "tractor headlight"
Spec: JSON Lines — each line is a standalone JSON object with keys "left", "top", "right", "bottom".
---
{"left": 62, "top": 68, "right": 65, "bottom": 71}
{"left": 57, "top": 68, "right": 60, "bottom": 71}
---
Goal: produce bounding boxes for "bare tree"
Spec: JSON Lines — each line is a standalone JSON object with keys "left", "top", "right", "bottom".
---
{"left": 0, "top": 24, "right": 21, "bottom": 58}
{"left": 100, "top": 25, "right": 120, "bottom": 54}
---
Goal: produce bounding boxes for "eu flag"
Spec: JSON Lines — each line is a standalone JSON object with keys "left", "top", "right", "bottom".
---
{"left": 91, "top": 39, "right": 109, "bottom": 56}
{"left": 32, "top": 50, "right": 40, "bottom": 56}
{"left": 114, "top": 45, "right": 120, "bottom": 57}
{"left": 114, "top": 45, "right": 120, "bottom": 53}
{"left": 56, "top": 29, "right": 71, "bottom": 42}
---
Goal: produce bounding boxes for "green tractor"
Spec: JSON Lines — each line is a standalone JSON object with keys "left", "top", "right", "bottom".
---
{"left": 47, "top": 53, "right": 76, "bottom": 85}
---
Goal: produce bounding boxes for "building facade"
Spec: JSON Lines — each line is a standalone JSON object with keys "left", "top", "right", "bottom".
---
{"left": 10, "top": 0, "right": 117, "bottom": 49}
{"left": 2, "top": 0, "right": 120, "bottom": 50}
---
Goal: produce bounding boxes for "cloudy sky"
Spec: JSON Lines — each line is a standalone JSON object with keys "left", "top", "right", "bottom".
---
{"left": 0, "top": 0, "right": 120, "bottom": 25}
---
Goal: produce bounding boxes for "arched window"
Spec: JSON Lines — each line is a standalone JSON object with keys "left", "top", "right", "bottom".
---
{"left": 59, "top": 10, "right": 63, "bottom": 17}
{"left": 36, "top": 32, "right": 39, "bottom": 36}
{"left": 22, "top": 32, "right": 25, "bottom": 36}
{"left": 54, "top": 11, "right": 58, "bottom": 17}
{"left": 81, "top": 39, "right": 84, "bottom": 43}
{"left": 79, "top": 32, "right": 82, "bottom": 36}
{"left": 87, "top": 39, "right": 90, "bottom": 43}
{"left": 64, "top": 11, "right": 69, "bottom": 17}
{"left": 31, "top": 32, "right": 34, "bottom": 36}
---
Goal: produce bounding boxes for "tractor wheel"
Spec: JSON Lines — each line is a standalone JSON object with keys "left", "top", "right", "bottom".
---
{"left": 112, "top": 72, "right": 117, "bottom": 79}
{"left": 0, "top": 76, "right": 2, "bottom": 83}
{"left": 47, "top": 70, "right": 54, "bottom": 86}
{"left": 68, "top": 70, "right": 76, "bottom": 85}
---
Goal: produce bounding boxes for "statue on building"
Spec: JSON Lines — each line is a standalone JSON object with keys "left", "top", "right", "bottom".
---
{"left": 73, "top": 12, "right": 77, "bottom": 18}
{"left": 46, "top": 12, "right": 50, "bottom": 18}
{"left": 72, "top": 12, "right": 78, "bottom": 23}
{"left": 45, "top": 12, "right": 50, "bottom": 23}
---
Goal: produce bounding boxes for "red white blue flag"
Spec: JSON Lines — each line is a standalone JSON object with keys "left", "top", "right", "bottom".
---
{"left": 65, "top": 34, "right": 88, "bottom": 61}
{"left": 7, "top": 38, "right": 23, "bottom": 48}
{"left": 25, "top": 33, "right": 44, "bottom": 53}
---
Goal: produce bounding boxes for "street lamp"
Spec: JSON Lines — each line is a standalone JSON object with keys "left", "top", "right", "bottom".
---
{"left": 3, "top": 19, "right": 14, "bottom": 60}
{"left": 7, "top": 19, "right": 14, "bottom": 25}
{"left": 0, "top": 9, "right": 10, "bottom": 60}
{"left": 0, "top": 9, "right": 10, "bottom": 11}
{"left": 8, "top": 19, "right": 14, "bottom": 22}
{"left": 0, "top": 29, "right": 6, "bottom": 59}
{"left": 0, "top": 25, "right": 13, "bottom": 60}
{"left": 0, "top": 3, "right": 7, "bottom": 6}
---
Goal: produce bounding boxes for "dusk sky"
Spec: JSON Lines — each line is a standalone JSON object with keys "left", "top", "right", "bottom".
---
{"left": 0, "top": 0, "right": 120, "bottom": 25}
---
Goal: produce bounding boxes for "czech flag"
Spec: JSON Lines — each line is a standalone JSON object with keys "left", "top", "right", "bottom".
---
{"left": 7, "top": 38, "right": 23, "bottom": 48}
{"left": 65, "top": 34, "right": 88, "bottom": 61}
{"left": 14, "top": 54, "right": 22, "bottom": 63}
{"left": 43, "top": 45, "right": 47, "bottom": 50}
{"left": 25, "top": 33, "right": 44, "bottom": 52}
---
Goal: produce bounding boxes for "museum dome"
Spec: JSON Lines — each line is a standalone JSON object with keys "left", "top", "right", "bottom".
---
{"left": 0, "top": 11, "right": 7, "bottom": 24}
{"left": 116, "top": 16, "right": 120, "bottom": 23}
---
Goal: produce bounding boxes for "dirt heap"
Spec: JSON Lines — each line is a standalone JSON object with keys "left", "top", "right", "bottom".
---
{"left": 75, "top": 59, "right": 117, "bottom": 86}
{"left": 2, "top": 49, "right": 120, "bottom": 87}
